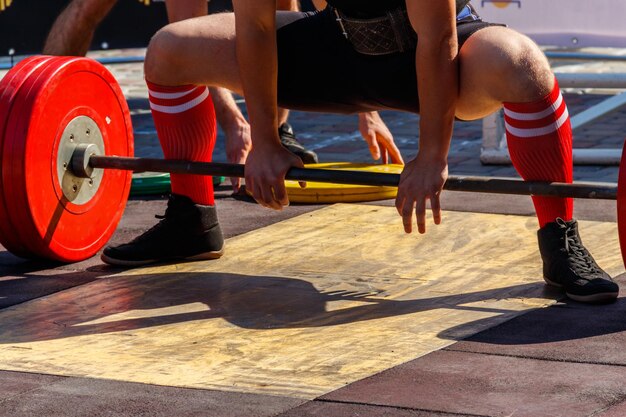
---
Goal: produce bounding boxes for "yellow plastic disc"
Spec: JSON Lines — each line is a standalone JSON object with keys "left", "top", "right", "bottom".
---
{"left": 285, "top": 162, "right": 403, "bottom": 204}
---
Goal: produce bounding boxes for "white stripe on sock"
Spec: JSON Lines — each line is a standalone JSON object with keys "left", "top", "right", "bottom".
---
{"left": 149, "top": 88, "right": 209, "bottom": 114}
{"left": 504, "top": 92, "right": 564, "bottom": 121}
{"left": 148, "top": 86, "right": 198, "bottom": 100}
{"left": 505, "top": 106, "right": 569, "bottom": 138}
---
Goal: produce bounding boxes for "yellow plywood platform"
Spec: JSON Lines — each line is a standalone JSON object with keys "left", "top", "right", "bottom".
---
{"left": 0, "top": 205, "right": 622, "bottom": 399}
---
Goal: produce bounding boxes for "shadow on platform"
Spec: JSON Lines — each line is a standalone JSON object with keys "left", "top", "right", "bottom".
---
{"left": 0, "top": 270, "right": 564, "bottom": 344}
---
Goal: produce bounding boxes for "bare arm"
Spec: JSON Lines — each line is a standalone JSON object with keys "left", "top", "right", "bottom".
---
{"left": 396, "top": 0, "right": 458, "bottom": 234}
{"left": 408, "top": 0, "right": 457, "bottom": 161}
{"left": 43, "top": 0, "right": 118, "bottom": 56}
{"left": 164, "top": 0, "right": 206, "bottom": 22}
{"left": 358, "top": 112, "right": 404, "bottom": 164}
{"left": 232, "top": 0, "right": 279, "bottom": 147}
{"left": 210, "top": 87, "right": 251, "bottom": 185}
{"left": 232, "top": 0, "right": 304, "bottom": 209}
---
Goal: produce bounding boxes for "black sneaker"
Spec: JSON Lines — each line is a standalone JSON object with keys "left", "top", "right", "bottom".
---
{"left": 538, "top": 218, "right": 618, "bottom": 303}
{"left": 101, "top": 194, "right": 224, "bottom": 267}
{"left": 278, "top": 123, "right": 319, "bottom": 164}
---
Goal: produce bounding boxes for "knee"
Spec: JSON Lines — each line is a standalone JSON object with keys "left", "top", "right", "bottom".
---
{"left": 144, "top": 26, "right": 181, "bottom": 85}
{"left": 493, "top": 34, "right": 554, "bottom": 99}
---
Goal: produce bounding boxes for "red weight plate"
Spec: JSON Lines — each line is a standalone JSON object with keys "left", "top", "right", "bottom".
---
{"left": 2, "top": 56, "right": 70, "bottom": 259}
{"left": 3, "top": 57, "right": 134, "bottom": 262}
{"left": 617, "top": 138, "right": 626, "bottom": 269}
{"left": 0, "top": 55, "right": 60, "bottom": 257}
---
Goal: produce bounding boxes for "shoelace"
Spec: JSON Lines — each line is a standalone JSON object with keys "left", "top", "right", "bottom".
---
{"left": 560, "top": 220, "right": 601, "bottom": 275}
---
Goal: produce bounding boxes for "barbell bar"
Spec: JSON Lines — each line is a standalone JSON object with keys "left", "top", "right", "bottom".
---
{"left": 1, "top": 56, "right": 626, "bottom": 265}
{"left": 86, "top": 155, "right": 619, "bottom": 200}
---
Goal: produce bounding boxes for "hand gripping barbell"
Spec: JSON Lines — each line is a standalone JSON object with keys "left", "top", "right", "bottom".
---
{"left": 1, "top": 56, "right": 626, "bottom": 263}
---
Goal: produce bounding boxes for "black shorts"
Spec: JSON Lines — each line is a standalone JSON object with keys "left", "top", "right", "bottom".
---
{"left": 276, "top": 7, "right": 497, "bottom": 114}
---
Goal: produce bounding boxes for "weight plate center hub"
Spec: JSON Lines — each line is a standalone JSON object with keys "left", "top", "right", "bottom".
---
{"left": 56, "top": 115, "right": 104, "bottom": 205}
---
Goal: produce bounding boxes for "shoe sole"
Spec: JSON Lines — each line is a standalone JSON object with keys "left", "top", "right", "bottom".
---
{"left": 100, "top": 247, "right": 225, "bottom": 268}
{"left": 544, "top": 277, "right": 619, "bottom": 303}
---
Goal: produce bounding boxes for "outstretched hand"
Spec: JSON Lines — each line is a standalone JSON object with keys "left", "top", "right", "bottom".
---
{"left": 395, "top": 154, "right": 448, "bottom": 234}
{"left": 244, "top": 141, "right": 305, "bottom": 210}
{"left": 358, "top": 112, "right": 404, "bottom": 165}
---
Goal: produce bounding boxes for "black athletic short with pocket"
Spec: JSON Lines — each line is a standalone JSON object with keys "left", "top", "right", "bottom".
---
{"left": 276, "top": 6, "right": 499, "bottom": 115}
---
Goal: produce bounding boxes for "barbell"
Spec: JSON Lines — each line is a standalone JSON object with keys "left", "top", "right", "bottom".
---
{"left": 1, "top": 56, "right": 626, "bottom": 264}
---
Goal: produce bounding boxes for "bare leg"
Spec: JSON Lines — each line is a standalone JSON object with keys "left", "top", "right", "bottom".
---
{"left": 455, "top": 26, "right": 568, "bottom": 225}
{"left": 43, "top": 0, "right": 118, "bottom": 56}
{"left": 455, "top": 26, "right": 553, "bottom": 121}
{"left": 456, "top": 26, "right": 618, "bottom": 304}
{"left": 165, "top": 0, "right": 253, "bottom": 190}
{"left": 167, "top": 0, "right": 294, "bottom": 127}
{"left": 145, "top": 11, "right": 304, "bottom": 92}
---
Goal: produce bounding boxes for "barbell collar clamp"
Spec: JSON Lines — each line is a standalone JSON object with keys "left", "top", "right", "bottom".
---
{"left": 71, "top": 143, "right": 101, "bottom": 179}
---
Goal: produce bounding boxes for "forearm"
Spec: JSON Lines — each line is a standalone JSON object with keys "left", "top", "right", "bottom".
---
{"left": 415, "top": 39, "right": 457, "bottom": 159}
{"left": 358, "top": 111, "right": 380, "bottom": 124}
{"left": 43, "top": 0, "right": 118, "bottom": 56}
{"left": 210, "top": 87, "right": 247, "bottom": 128}
{"left": 407, "top": 0, "right": 458, "bottom": 160}
{"left": 232, "top": 0, "right": 280, "bottom": 145}
{"left": 164, "top": 0, "right": 207, "bottom": 22}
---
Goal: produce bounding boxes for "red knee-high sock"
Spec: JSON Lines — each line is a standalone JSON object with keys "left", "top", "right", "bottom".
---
{"left": 504, "top": 78, "right": 573, "bottom": 228}
{"left": 147, "top": 81, "right": 216, "bottom": 205}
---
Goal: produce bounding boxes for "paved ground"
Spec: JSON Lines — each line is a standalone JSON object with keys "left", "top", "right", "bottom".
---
{"left": 1, "top": 48, "right": 626, "bottom": 416}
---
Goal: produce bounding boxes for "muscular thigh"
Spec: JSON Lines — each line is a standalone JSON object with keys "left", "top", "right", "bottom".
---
{"left": 145, "top": 11, "right": 304, "bottom": 91}
{"left": 456, "top": 25, "right": 550, "bottom": 120}
{"left": 150, "top": 8, "right": 418, "bottom": 113}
